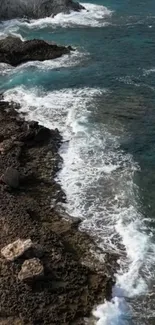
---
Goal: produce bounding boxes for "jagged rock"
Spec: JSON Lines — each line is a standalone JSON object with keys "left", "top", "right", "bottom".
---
{"left": 71, "top": 217, "right": 82, "bottom": 228}
{"left": 1, "top": 239, "right": 33, "bottom": 261}
{"left": 0, "top": 139, "right": 14, "bottom": 154}
{"left": 0, "top": 0, "right": 85, "bottom": 20}
{"left": 34, "top": 127, "right": 51, "bottom": 143}
{"left": 0, "top": 36, "right": 72, "bottom": 66}
{"left": 18, "top": 258, "right": 44, "bottom": 281}
{"left": 29, "top": 121, "right": 39, "bottom": 129}
{"left": 24, "top": 243, "right": 45, "bottom": 259}
{"left": 2, "top": 167, "right": 20, "bottom": 188}
{"left": 32, "top": 244, "right": 44, "bottom": 258}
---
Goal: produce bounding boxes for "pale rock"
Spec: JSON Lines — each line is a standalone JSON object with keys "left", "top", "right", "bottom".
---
{"left": 18, "top": 258, "right": 44, "bottom": 281}
{"left": 1, "top": 239, "right": 32, "bottom": 261}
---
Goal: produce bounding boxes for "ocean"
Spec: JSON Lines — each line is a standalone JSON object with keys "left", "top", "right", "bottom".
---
{"left": 0, "top": 1, "right": 155, "bottom": 324}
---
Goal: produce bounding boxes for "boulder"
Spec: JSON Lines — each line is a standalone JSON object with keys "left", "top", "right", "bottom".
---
{"left": 1, "top": 167, "right": 20, "bottom": 188}
{"left": 34, "top": 127, "right": 51, "bottom": 143}
{"left": 0, "top": 0, "right": 85, "bottom": 20}
{"left": 1, "top": 239, "right": 33, "bottom": 261}
{"left": 18, "top": 258, "right": 44, "bottom": 281}
{"left": 0, "top": 36, "right": 72, "bottom": 66}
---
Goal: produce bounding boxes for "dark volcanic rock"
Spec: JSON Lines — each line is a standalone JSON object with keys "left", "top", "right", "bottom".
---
{"left": 0, "top": 0, "right": 85, "bottom": 20}
{"left": 0, "top": 36, "right": 72, "bottom": 66}
{"left": 34, "top": 127, "right": 51, "bottom": 144}
{"left": 0, "top": 317, "right": 23, "bottom": 325}
{"left": 2, "top": 167, "right": 20, "bottom": 188}
{"left": 0, "top": 99, "right": 116, "bottom": 325}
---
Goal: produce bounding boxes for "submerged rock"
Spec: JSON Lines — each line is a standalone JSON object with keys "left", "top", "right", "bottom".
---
{"left": 0, "top": 36, "right": 72, "bottom": 66}
{"left": 1, "top": 239, "right": 33, "bottom": 261}
{"left": 0, "top": 0, "right": 85, "bottom": 20}
{"left": 18, "top": 258, "right": 44, "bottom": 281}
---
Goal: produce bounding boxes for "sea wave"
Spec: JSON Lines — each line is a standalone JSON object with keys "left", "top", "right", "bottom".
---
{"left": 143, "top": 67, "right": 155, "bottom": 76}
{"left": 23, "top": 3, "right": 112, "bottom": 28}
{"left": 0, "top": 27, "right": 25, "bottom": 40}
{"left": 0, "top": 49, "right": 87, "bottom": 77}
{"left": 0, "top": 3, "right": 112, "bottom": 34}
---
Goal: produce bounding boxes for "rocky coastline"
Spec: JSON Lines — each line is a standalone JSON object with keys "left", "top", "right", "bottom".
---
{"left": 0, "top": 99, "right": 117, "bottom": 325}
{"left": 0, "top": 0, "right": 85, "bottom": 20}
{"left": 0, "top": 36, "right": 72, "bottom": 66}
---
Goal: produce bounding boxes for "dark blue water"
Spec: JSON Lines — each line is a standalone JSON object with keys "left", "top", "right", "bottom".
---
{"left": 1, "top": 1, "right": 155, "bottom": 324}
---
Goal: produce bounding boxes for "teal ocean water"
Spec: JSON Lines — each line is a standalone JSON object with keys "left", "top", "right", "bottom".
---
{"left": 1, "top": 1, "right": 155, "bottom": 324}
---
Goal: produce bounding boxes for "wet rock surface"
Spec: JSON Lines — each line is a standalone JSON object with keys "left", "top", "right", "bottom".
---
{"left": 0, "top": 99, "right": 116, "bottom": 324}
{"left": 0, "top": 36, "right": 72, "bottom": 66}
{"left": 0, "top": 0, "right": 85, "bottom": 20}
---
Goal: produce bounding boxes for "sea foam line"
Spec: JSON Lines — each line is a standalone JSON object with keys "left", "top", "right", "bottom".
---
{"left": 0, "top": 49, "right": 87, "bottom": 77}
{"left": 23, "top": 3, "right": 112, "bottom": 28}
{"left": 0, "top": 2, "right": 112, "bottom": 33}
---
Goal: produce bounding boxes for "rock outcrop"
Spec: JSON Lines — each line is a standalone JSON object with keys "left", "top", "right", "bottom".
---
{"left": 1, "top": 239, "right": 32, "bottom": 261}
{"left": 0, "top": 36, "right": 72, "bottom": 66}
{"left": 0, "top": 0, "right": 85, "bottom": 20}
{"left": 18, "top": 258, "right": 44, "bottom": 281}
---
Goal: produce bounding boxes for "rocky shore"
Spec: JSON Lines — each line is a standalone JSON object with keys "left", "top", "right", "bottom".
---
{"left": 0, "top": 37, "right": 72, "bottom": 66}
{"left": 0, "top": 0, "right": 85, "bottom": 20}
{"left": 0, "top": 99, "right": 116, "bottom": 325}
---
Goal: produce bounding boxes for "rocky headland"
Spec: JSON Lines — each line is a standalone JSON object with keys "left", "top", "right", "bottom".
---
{"left": 0, "top": 99, "right": 117, "bottom": 325}
{"left": 0, "top": 36, "right": 73, "bottom": 66}
{"left": 0, "top": 0, "right": 85, "bottom": 20}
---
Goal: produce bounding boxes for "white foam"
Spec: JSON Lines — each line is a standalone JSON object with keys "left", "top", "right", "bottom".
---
{"left": 0, "top": 62, "right": 13, "bottom": 75}
{"left": 15, "top": 49, "right": 87, "bottom": 70}
{"left": 3, "top": 86, "right": 104, "bottom": 131}
{"left": 92, "top": 189, "right": 155, "bottom": 324}
{"left": 3, "top": 85, "right": 155, "bottom": 325}
{"left": 0, "top": 20, "right": 25, "bottom": 40}
{"left": 0, "top": 3, "right": 112, "bottom": 32}
{"left": 26, "top": 3, "right": 112, "bottom": 28}
{"left": 143, "top": 68, "right": 155, "bottom": 76}
{"left": 93, "top": 297, "right": 131, "bottom": 325}
{"left": 0, "top": 50, "right": 86, "bottom": 75}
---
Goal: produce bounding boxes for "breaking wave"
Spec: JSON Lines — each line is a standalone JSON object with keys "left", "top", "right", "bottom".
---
{"left": 0, "top": 3, "right": 112, "bottom": 34}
